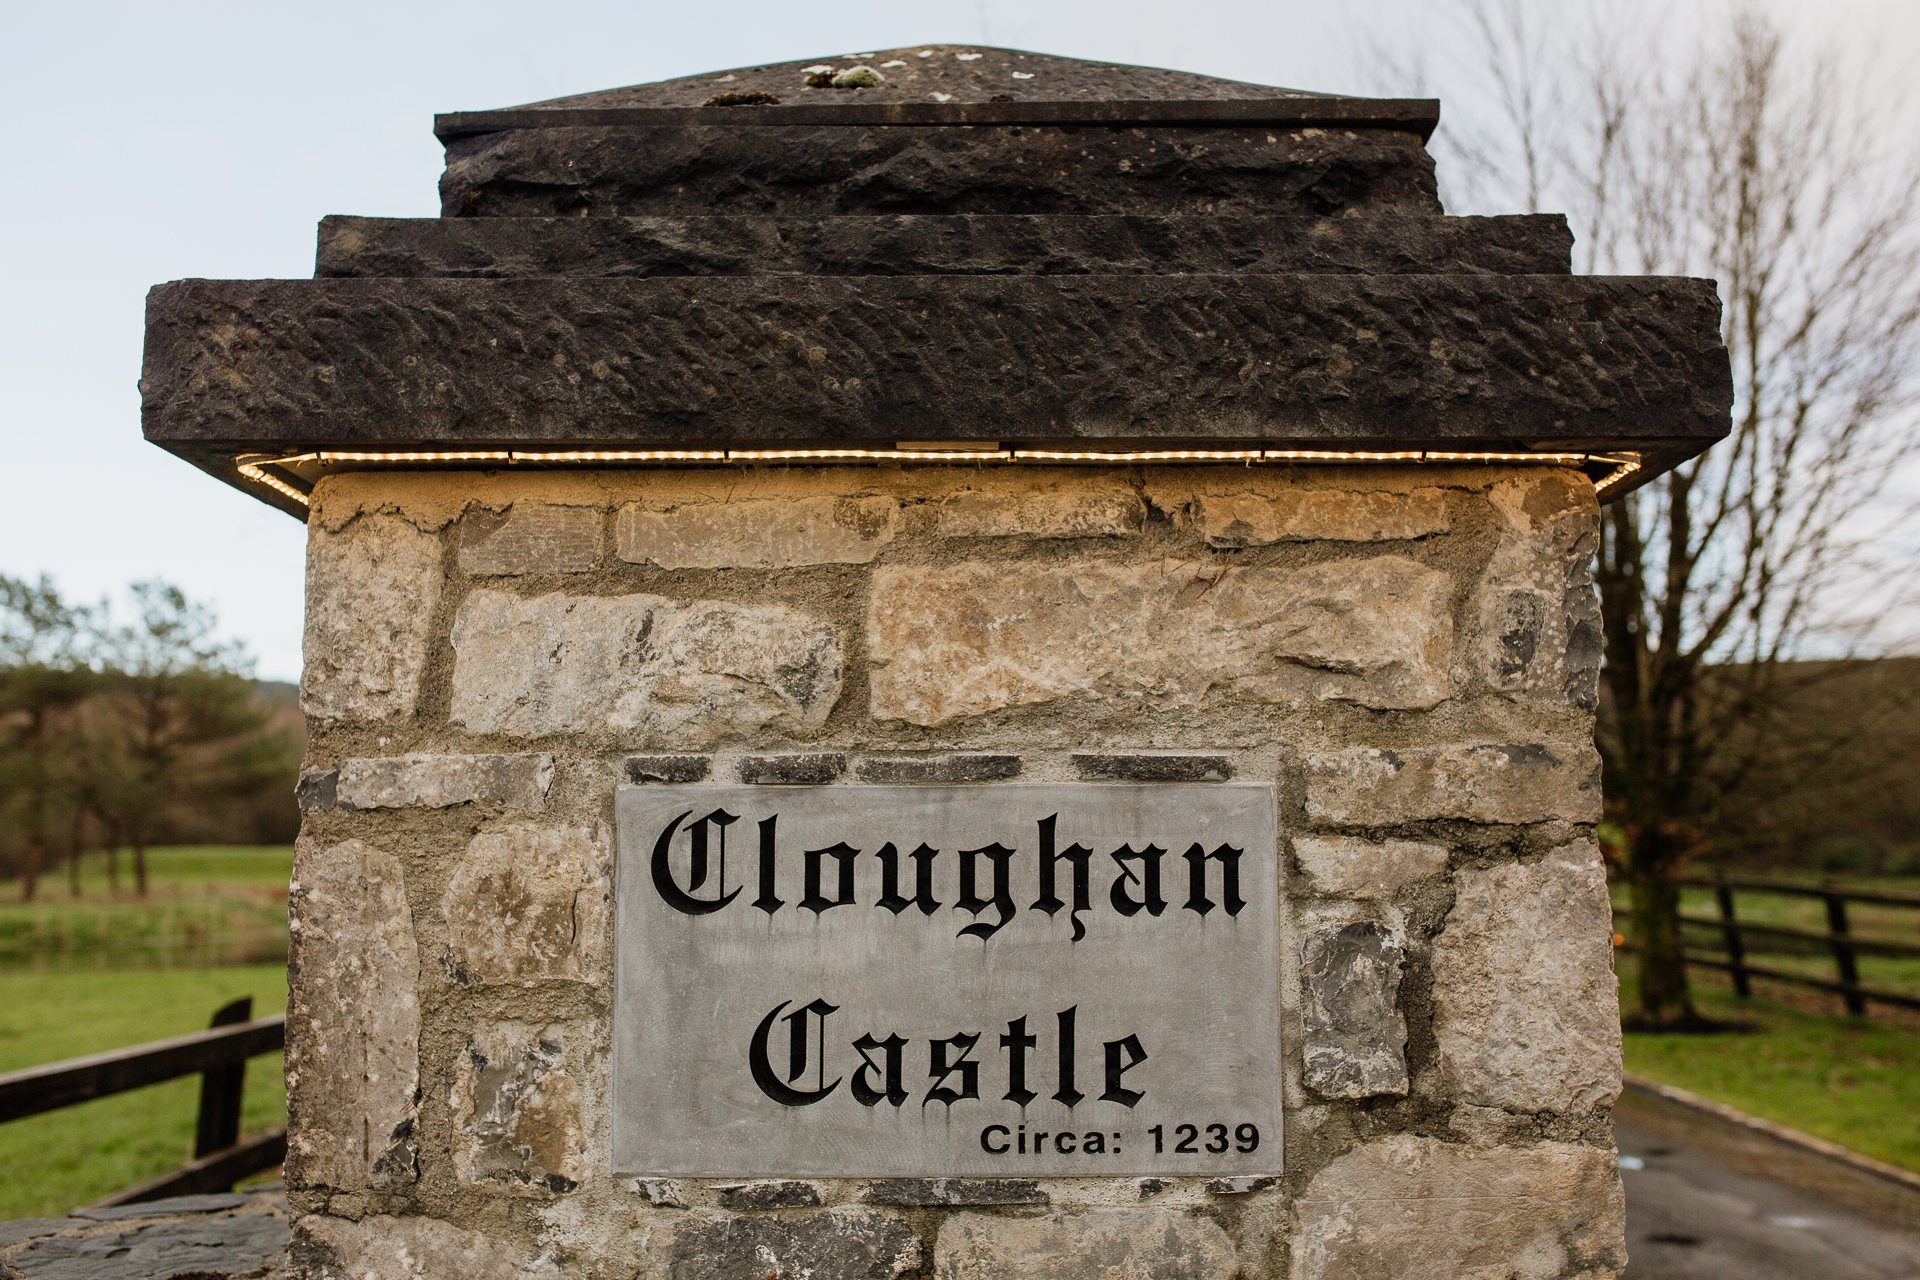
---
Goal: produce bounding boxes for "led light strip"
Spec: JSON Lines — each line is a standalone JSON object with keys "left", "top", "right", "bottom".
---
{"left": 235, "top": 446, "right": 1646, "bottom": 509}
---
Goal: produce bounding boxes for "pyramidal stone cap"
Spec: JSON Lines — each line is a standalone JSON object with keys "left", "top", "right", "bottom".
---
{"left": 139, "top": 46, "right": 1731, "bottom": 519}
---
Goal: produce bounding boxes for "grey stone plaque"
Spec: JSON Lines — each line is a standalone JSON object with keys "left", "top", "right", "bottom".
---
{"left": 613, "top": 784, "right": 1281, "bottom": 1176}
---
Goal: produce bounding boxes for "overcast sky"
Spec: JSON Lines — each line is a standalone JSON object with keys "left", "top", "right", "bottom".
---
{"left": 4, "top": 0, "right": 1916, "bottom": 681}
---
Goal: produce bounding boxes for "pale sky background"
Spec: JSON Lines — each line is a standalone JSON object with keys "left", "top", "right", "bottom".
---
{"left": 3, "top": 0, "right": 1917, "bottom": 681}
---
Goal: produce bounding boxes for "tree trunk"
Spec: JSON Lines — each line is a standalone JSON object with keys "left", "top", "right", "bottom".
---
{"left": 132, "top": 830, "right": 149, "bottom": 898}
{"left": 1628, "top": 841, "right": 1697, "bottom": 1026}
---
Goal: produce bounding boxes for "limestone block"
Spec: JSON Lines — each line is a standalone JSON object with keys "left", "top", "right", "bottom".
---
{"left": 868, "top": 554, "right": 1452, "bottom": 726}
{"left": 442, "top": 824, "right": 609, "bottom": 986}
{"left": 19, "top": 1215, "right": 289, "bottom": 1276}
{"left": 301, "top": 513, "right": 442, "bottom": 722}
{"left": 1196, "top": 487, "right": 1449, "bottom": 547}
{"left": 650, "top": 1208, "right": 920, "bottom": 1279}
{"left": 450, "top": 589, "right": 842, "bottom": 744}
{"left": 1294, "top": 836, "right": 1449, "bottom": 898}
{"left": 1432, "top": 840, "right": 1623, "bottom": 1113}
{"left": 1304, "top": 743, "right": 1603, "bottom": 827}
{"left": 459, "top": 503, "right": 603, "bottom": 575}
{"left": 285, "top": 839, "right": 420, "bottom": 1192}
{"left": 452, "top": 1023, "right": 586, "bottom": 1193}
{"left": 1461, "top": 471, "right": 1603, "bottom": 710}
{"left": 616, "top": 496, "right": 895, "bottom": 568}
{"left": 1301, "top": 922, "right": 1409, "bottom": 1099}
{"left": 936, "top": 489, "right": 1144, "bottom": 539}
{"left": 293, "top": 1215, "right": 540, "bottom": 1280}
{"left": 335, "top": 753, "right": 553, "bottom": 811}
{"left": 935, "top": 1209, "right": 1237, "bottom": 1280}
{"left": 1294, "top": 1135, "right": 1623, "bottom": 1279}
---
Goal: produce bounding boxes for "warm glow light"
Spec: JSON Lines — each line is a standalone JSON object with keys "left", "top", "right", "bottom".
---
{"left": 1593, "top": 453, "right": 1645, "bottom": 497}
{"left": 1014, "top": 450, "right": 1263, "bottom": 462}
{"left": 317, "top": 450, "right": 512, "bottom": 463}
{"left": 1421, "top": 451, "right": 1588, "bottom": 465}
{"left": 513, "top": 450, "right": 728, "bottom": 462}
{"left": 727, "top": 449, "right": 1012, "bottom": 462}
{"left": 236, "top": 460, "right": 313, "bottom": 507}
{"left": 1262, "top": 450, "right": 1428, "bottom": 462}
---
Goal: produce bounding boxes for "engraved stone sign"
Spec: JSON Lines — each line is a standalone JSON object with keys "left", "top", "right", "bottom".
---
{"left": 613, "top": 783, "right": 1281, "bottom": 1176}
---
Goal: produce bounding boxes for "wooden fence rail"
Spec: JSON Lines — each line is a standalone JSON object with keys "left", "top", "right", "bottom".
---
{"left": 0, "top": 1000, "right": 286, "bottom": 1208}
{"left": 1616, "top": 873, "right": 1920, "bottom": 1017}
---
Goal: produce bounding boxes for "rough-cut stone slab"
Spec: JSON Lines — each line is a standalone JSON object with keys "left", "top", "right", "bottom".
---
{"left": 293, "top": 1214, "right": 529, "bottom": 1280}
{"left": 616, "top": 496, "right": 895, "bottom": 568}
{"left": 625, "top": 754, "right": 710, "bottom": 783}
{"left": 442, "top": 824, "right": 608, "bottom": 986}
{"left": 295, "top": 768, "right": 337, "bottom": 812}
{"left": 285, "top": 839, "right": 419, "bottom": 1192}
{"left": 458, "top": 502, "right": 602, "bottom": 575}
{"left": 1460, "top": 472, "right": 1604, "bottom": 710}
{"left": 936, "top": 489, "right": 1144, "bottom": 539}
{"left": 452, "top": 1023, "right": 585, "bottom": 1193}
{"left": 300, "top": 514, "right": 441, "bottom": 722}
{"left": 1292, "top": 1135, "right": 1624, "bottom": 1279}
{"left": 1073, "top": 754, "right": 1235, "bottom": 782}
{"left": 318, "top": 213, "right": 1573, "bottom": 280}
{"left": 68, "top": 1194, "right": 250, "bottom": 1222}
{"left": 648, "top": 1208, "right": 920, "bottom": 1280}
{"left": 1207, "top": 1175, "right": 1279, "bottom": 1195}
{"left": 861, "top": 1179, "right": 1047, "bottom": 1207}
{"left": 1195, "top": 487, "right": 1449, "bottom": 546}
{"left": 1301, "top": 922, "right": 1409, "bottom": 1099}
{"left": 12, "top": 1213, "right": 289, "bottom": 1279}
{"left": 738, "top": 753, "right": 846, "bottom": 784}
{"left": 869, "top": 555, "right": 1453, "bottom": 725}
{"left": 852, "top": 755, "right": 1022, "bottom": 784}
{"left": 935, "top": 1209, "right": 1237, "bottom": 1280}
{"left": 143, "top": 274, "right": 1731, "bottom": 450}
{"left": 449, "top": 589, "right": 842, "bottom": 744}
{"left": 1305, "top": 742, "right": 1603, "bottom": 827}
{"left": 334, "top": 753, "right": 553, "bottom": 811}
{"left": 715, "top": 1181, "right": 822, "bottom": 1209}
{"left": 1293, "top": 836, "right": 1449, "bottom": 898}
{"left": 1432, "top": 840, "right": 1623, "bottom": 1114}
{"left": 441, "top": 123, "right": 1438, "bottom": 219}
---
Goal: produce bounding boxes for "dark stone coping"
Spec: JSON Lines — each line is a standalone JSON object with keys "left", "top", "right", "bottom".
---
{"left": 440, "top": 123, "right": 1437, "bottom": 219}
{"left": 142, "top": 275, "right": 1731, "bottom": 453}
{"left": 860, "top": 1178, "right": 1049, "bottom": 1206}
{"left": 317, "top": 214, "right": 1570, "bottom": 280}
{"left": 852, "top": 755, "right": 1023, "bottom": 784}
{"left": 70, "top": 1193, "right": 250, "bottom": 1222}
{"left": 1074, "top": 754, "right": 1236, "bottom": 782}
{"left": 625, "top": 754, "right": 711, "bottom": 784}
{"left": 714, "top": 1180, "right": 822, "bottom": 1209}
{"left": 739, "top": 754, "right": 847, "bottom": 785}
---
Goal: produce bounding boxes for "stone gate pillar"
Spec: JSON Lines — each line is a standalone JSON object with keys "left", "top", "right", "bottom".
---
{"left": 142, "top": 44, "right": 1730, "bottom": 1280}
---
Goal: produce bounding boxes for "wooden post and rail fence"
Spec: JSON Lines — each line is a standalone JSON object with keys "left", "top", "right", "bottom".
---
{"left": 0, "top": 998, "right": 286, "bottom": 1209}
{"left": 1615, "top": 873, "right": 1920, "bottom": 1016}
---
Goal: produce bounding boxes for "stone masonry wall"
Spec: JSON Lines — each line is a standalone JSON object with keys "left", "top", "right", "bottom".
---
{"left": 286, "top": 461, "right": 1624, "bottom": 1280}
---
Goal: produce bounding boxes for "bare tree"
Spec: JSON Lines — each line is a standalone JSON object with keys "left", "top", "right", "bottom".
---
{"left": 1396, "top": 4, "right": 1920, "bottom": 1026}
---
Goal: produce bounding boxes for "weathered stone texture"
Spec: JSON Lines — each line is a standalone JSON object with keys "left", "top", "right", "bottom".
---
{"left": 936, "top": 489, "right": 1144, "bottom": 539}
{"left": 301, "top": 514, "right": 442, "bottom": 722}
{"left": 868, "top": 555, "right": 1452, "bottom": 726}
{"left": 450, "top": 589, "right": 843, "bottom": 743}
{"left": 452, "top": 1023, "right": 586, "bottom": 1193}
{"left": 16, "top": 1213, "right": 290, "bottom": 1279}
{"left": 442, "top": 824, "right": 608, "bottom": 986}
{"left": 334, "top": 753, "right": 553, "bottom": 811}
{"left": 293, "top": 1215, "right": 534, "bottom": 1280}
{"left": 1305, "top": 743, "right": 1603, "bottom": 827}
{"left": 1196, "top": 487, "right": 1449, "bottom": 547}
{"left": 647, "top": 1208, "right": 920, "bottom": 1280}
{"left": 861, "top": 1178, "right": 1046, "bottom": 1206}
{"left": 1432, "top": 840, "right": 1623, "bottom": 1114}
{"left": 738, "top": 753, "right": 846, "bottom": 784}
{"left": 1301, "top": 922, "right": 1409, "bottom": 1099}
{"left": 935, "top": 1209, "right": 1237, "bottom": 1280}
{"left": 1292, "top": 1135, "right": 1625, "bottom": 1279}
{"left": 853, "top": 755, "right": 1023, "bottom": 784}
{"left": 1293, "top": 835, "right": 1449, "bottom": 899}
{"left": 285, "top": 839, "right": 420, "bottom": 1192}
{"left": 715, "top": 1181, "right": 822, "bottom": 1209}
{"left": 625, "top": 754, "right": 710, "bottom": 783}
{"left": 459, "top": 502, "right": 603, "bottom": 575}
{"left": 1461, "top": 472, "right": 1603, "bottom": 709}
{"left": 617, "top": 496, "right": 896, "bottom": 568}
{"left": 1074, "top": 754, "right": 1234, "bottom": 782}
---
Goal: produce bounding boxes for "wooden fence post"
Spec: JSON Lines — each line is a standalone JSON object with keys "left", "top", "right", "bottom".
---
{"left": 194, "top": 997, "right": 252, "bottom": 1158}
{"left": 1714, "top": 875, "right": 1751, "bottom": 999}
{"left": 1822, "top": 892, "right": 1867, "bottom": 1017}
